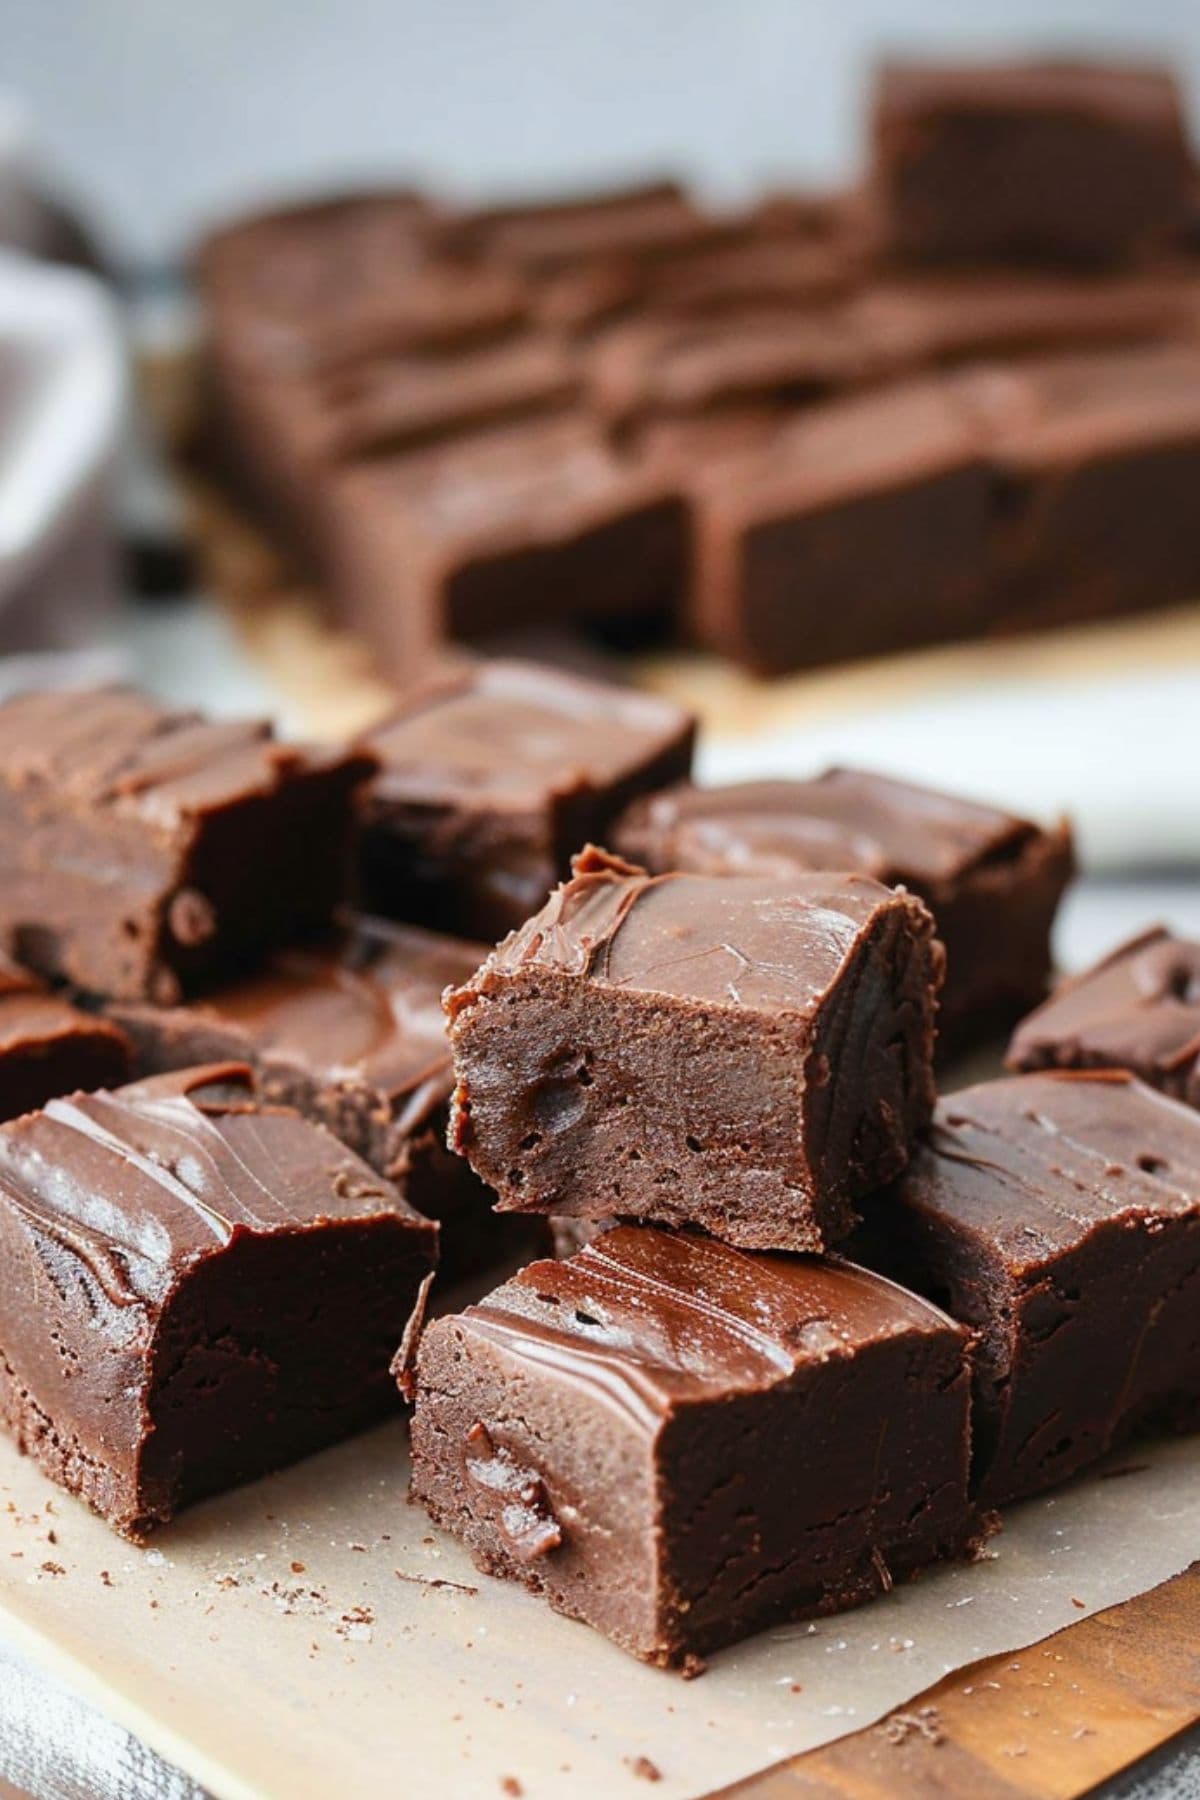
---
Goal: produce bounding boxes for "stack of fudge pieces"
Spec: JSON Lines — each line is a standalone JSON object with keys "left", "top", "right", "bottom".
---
{"left": 0, "top": 668, "right": 1194, "bottom": 1678}
{"left": 196, "top": 57, "right": 1200, "bottom": 678}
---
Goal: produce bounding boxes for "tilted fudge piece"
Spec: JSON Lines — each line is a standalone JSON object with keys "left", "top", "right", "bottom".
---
{"left": 957, "top": 344, "right": 1200, "bottom": 631}
{"left": 613, "top": 769, "right": 1075, "bottom": 1055}
{"left": 0, "top": 688, "right": 374, "bottom": 1002}
{"left": 0, "top": 954, "right": 131, "bottom": 1119}
{"left": 446, "top": 850, "right": 942, "bottom": 1251}
{"left": 198, "top": 188, "right": 528, "bottom": 378}
{"left": 0, "top": 1063, "right": 437, "bottom": 1538}
{"left": 357, "top": 663, "right": 696, "bottom": 942}
{"left": 106, "top": 917, "right": 529, "bottom": 1286}
{"left": 312, "top": 414, "right": 688, "bottom": 675}
{"left": 857, "top": 1072, "right": 1200, "bottom": 1506}
{"left": 688, "top": 378, "right": 994, "bottom": 674}
{"left": 435, "top": 180, "right": 725, "bottom": 272}
{"left": 871, "top": 60, "right": 1192, "bottom": 267}
{"left": 410, "top": 1226, "right": 983, "bottom": 1669}
{"left": 1008, "top": 927, "right": 1200, "bottom": 1108}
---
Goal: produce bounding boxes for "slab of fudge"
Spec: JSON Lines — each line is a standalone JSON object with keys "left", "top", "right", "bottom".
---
{"left": 0, "top": 687, "right": 375, "bottom": 1003}
{"left": 688, "top": 377, "right": 994, "bottom": 674}
{"left": 409, "top": 1225, "right": 983, "bottom": 1669}
{"left": 871, "top": 60, "right": 1192, "bottom": 267}
{"left": 105, "top": 917, "right": 524, "bottom": 1287}
{"left": 612, "top": 768, "right": 1075, "bottom": 1055}
{"left": 446, "top": 849, "right": 941, "bottom": 1252}
{"left": 958, "top": 343, "right": 1200, "bottom": 630}
{"left": 199, "top": 189, "right": 528, "bottom": 378}
{"left": 356, "top": 662, "right": 696, "bottom": 942}
{"left": 588, "top": 306, "right": 867, "bottom": 430}
{"left": 0, "top": 954, "right": 131, "bottom": 1120}
{"left": 436, "top": 180, "right": 727, "bottom": 272}
{"left": 1008, "top": 927, "right": 1200, "bottom": 1107}
{"left": 0, "top": 1062, "right": 437, "bottom": 1538}
{"left": 846, "top": 270, "right": 1194, "bottom": 378}
{"left": 312, "top": 414, "right": 688, "bottom": 675}
{"left": 858, "top": 1072, "right": 1200, "bottom": 1506}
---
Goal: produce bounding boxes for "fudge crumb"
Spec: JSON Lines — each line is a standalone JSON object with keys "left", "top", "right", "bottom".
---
{"left": 1071, "top": 1597, "right": 1085, "bottom": 1609}
{"left": 291, "top": 1561, "right": 307, "bottom": 1574}
{"left": 626, "top": 1755, "right": 663, "bottom": 1782}
{"left": 46, "top": 1530, "right": 57, "bottom": 1546}
{"left": 335, "top": 1603, "right": 375, "bottom": 1642}
{"left": 882, "top": 1705, "right": 944, "bottom": 1747}
{"left": 395, "top": 1570, "right": 479, "bottom": 1596}
{"left": 40, "top": 1561, "right": 65, "bottom": 1577}
{"left": 500, "top": 1780, "right": 523, "bottom": 1797}
{"left": 99, "top": 1571, "right": 113, "bottom": 1588}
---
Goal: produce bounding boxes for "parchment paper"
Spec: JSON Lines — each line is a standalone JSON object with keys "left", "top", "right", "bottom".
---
{"left": 0, "top": 1420, "right": 1196, "bottom": 1800}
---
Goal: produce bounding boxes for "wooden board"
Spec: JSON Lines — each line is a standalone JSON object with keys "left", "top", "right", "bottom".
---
{"left": 731, "top": 1565, "right": 1200, "bottom": 1799}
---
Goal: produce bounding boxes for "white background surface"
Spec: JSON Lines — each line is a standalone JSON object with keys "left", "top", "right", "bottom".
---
{"left": 6, "top": 0, "right": 1200, "bottom": 263}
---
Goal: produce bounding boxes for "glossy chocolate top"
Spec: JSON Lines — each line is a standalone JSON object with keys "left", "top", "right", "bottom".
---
{"left": 457, "top": 847, "right": 921, "bottom": 1015}
{"left": 955, "top": 343, "right": 1200, "bottom": 464}
{"left": 438, "top": 181, "right": 720, "bottom": 271}
{"left": 0, "top": 1063, "right": 433, "bottom": 1310}
{"left": 875, "top": 59, "right": 1189, "bottom": 129}
{"left": 0, "top": 688, "right": 372, "bottom": 833}
{"left": 614, "top": 768, "right": 1045, "bottom": 890}
{"left": 460, "top": 1225, "right": 961, "bottom": 1425}
{"left": 362, "top": 661, "right": 694, "bottom": 810}
{"left": 334, "top": 413, "right": 671, "bottom": 551}
{"left": 158, "top": 918, "right": 486, "bottom": 1104}
{"left": 1008, "top": 927, "right": 1200, "bottom": 1093}
{"left": 0, "top": 953, "right": 129, "bottom": 1064}
{"left": 905, "top": 1070, "right": 1200, "bottom": 1271}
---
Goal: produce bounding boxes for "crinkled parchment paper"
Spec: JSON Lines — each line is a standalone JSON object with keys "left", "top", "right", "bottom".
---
{"left": 0, "top": 1422, "right": 1195, "bottom": 1800}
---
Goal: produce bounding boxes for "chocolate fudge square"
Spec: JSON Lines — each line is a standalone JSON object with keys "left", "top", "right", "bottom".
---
{"left": 436, "top": 180, "right": 724, "bottom": 272}
{"left": 958, "top": 344, "right": 1200, "bottom": 631}
{"left": 688, "top": 378, "right": 994, "bottom": 674}
{"left": 0, "top": 1063, "right": 437, "bottom": 1538}
{"left": 410, "top": 1226, "right": 982, "bottom": 1669}
{"left": 0, "top": 688, "right": 374, "bottom": 1002}
{"left": 199, "top": 189, "right": 528, "bottom": 378}
{"left": 0, "top": 954, "right": 131, "bottom": 1120}
{"left": 106, "top": 917, "right": 524, "bottom": 1286}
{"left": 613, "top": 768, "right": 1074, "bottom": 1055}
{"left": 1008, "top": 927, "right": 1200, "bottom": 1108}
{"left": 313, "top": 414, "right": 688, "bottom": 675}
{"left": 871, "top": 60, "right": 1192, "bottom": 267}
{"left": 446, "top": 850, "right": 942, "bottom": 1251}
{"left": 860, "top": 1072, "right": 1200, "bottom": 1506}
{"left": 357, "top": 662, "right": 695, "bottom": 942}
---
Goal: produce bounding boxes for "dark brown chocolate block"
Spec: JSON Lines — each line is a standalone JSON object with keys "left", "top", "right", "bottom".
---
{"left": 0, "top": 955, "right": 132, "bottom": 1120}
{"left": 613, "top": 769, "right": 1075, "bottom": 1056}
{"left": 1007, "top": 927, "right": 1200, "bottom": 1108}
{"left": 313, "top": 414, "right": 688, "bottom": 675}
{"left": 356, "top": 662, "right": 696, "bottom": 942}
{"left": 858, "top": 1072, "right": 1200, "bottom": 1506}
{"left": 0, "top": 1063, "right": 437, "bottom": 1538}
{"left": 957, "top": 344, "right": 1200, "bottom": 631}
{"left": 0, "top": 688, "right": 374, "bottom": 1003}
{"left": 105, "top": 917, "right": 526, "bottom": 1288}
{"left": 410, "top": 1225, "right": 982, "bottom": 1668}
{"left": 446, "top": 850, "right": 942, "bottom": 1251}
{"left": 871, "top": 60, "right": 1192, "bottom": 267}
{"left": 199, "top": 189, "right": 528, "bottom": 378}
{"left": 436, "top": 180, "right": 725, "bottom": 272}
{"left": 689, "top": 377, "right": 994, "bottom": 674}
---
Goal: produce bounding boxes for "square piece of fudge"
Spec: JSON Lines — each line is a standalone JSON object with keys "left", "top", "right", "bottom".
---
{"left": 0, "top": 687, "right": 375, "bottom": 1002}
{"left": 612, "top": 768, "right": 1075, "bottom": 1055}
{"left": 688, "top": 378, "right": 994, "bottom": 674}
{"left": 1007, "top": 926, "right": 1200, "bottom": 1108}
{"left": 0, "top": 1063, "right": 437, "bottom": 1538}
{"left": 446, "top": 849, "right": 942, "bottom": 1251}
{"left": 410, "top": 1226, "right": 982, "bottom": 1669}
{"left": 858, "top": 1072, "right": 1200, "bottom": 1506}
{"left": 357, "top": 662, "right": 696, "bottom": 942}
{"left": 957, "top": 344, "right": 1200, "bottom": 631}
{"left": 106, "top": 916, "right": 528, "bottom": 1286}
{"left": 313, "top": 414, "right": 688, "bottom": 674}
{"left": 871, "top": 60, "right": 1191, "bottom": 266}
{"left": 0, "top": 953, "right": 132, "bottom": 1119}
